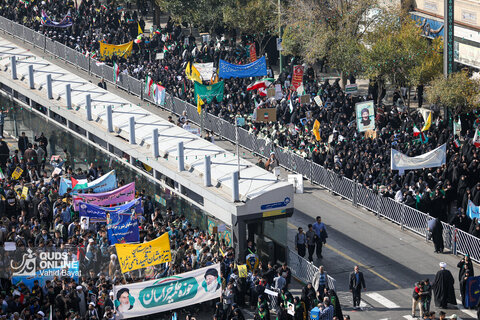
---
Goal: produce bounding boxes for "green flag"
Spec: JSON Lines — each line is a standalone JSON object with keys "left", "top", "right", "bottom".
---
{"left": 194, "top": 81, "right": 224, "bottom": 104}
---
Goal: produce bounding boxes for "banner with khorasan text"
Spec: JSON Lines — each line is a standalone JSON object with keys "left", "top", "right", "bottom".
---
{"left": 73, "top": 182, "right": 135, "bottom": 211}
{"left": 113, "top": 264, "right": 221, "bottom": 319}
{"left": 115, "top": 233, "right": 171, "bottom": 273}
{"left": 99, "top": 41, "right": 133, "bottom": 58}
{"left": 391, "top": 144, "right": 446, "bottom": 173}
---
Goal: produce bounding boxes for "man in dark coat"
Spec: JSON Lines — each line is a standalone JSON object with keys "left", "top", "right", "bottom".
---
{"left": 432, "top": 262, "right": 456, "bottom": 309}
{"left": 349, "top": 265, "right": 366, "bottom": 309}
{"left": 428, "top": 217, "right": 444, "bottom": 253}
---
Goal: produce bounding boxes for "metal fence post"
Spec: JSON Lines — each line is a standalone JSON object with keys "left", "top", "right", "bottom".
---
{"left": 353, "top": 180, "right": 358, "bottom": 207}
{"left": 310, "top": 160, "right": 313, "bottom": 184}
{"left": 401, "top": 205, "right": 405, "bottom": 230}
{"left": 426, "top": 213, "right": 430, "bottom": 242}
{"left": 452, "top": 228, "right": 457, "bottom": 256}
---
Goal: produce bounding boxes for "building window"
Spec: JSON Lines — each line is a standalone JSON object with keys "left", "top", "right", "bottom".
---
{"left": 424, "top": 1, "right": 438, "bottom": 12}
{"left": 462, "top": 10, "right": 477, "bottom": 24}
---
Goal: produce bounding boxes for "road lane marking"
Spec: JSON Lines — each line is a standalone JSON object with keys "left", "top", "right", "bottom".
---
{"left": 456, "top": 299, "right": 476, "bottom": 318}
{"left": 366, "top": 292, "right": 400, "bottom": 308}
{"left": 287, "top": 221, "right": 402, "bottom": 289}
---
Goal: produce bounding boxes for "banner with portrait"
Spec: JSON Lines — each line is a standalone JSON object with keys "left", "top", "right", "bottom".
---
{"left": 113, "top": 264, "right": 221, "bottom": 319}
{"left": 115, "top": 233, "right": 172, "bottom": 273}
{"left": 79, "top": 198, "right": 143, "bottom": 223}
{"left": 355, "top": 101, "right": 375, "bottom": 132}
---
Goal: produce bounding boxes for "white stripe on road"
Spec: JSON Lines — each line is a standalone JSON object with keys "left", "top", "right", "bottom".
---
{"left": 366, "top": 292, "right": 400, "bottom": 309}
{"left": 403, "top": 316, "right": 415, "bottom": 320}
{"left": 456, "top": 299, "right": 476, "bottom": 318}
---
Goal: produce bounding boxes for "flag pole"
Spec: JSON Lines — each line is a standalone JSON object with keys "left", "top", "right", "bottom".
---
{"left": 201, "top": 105, "right": 204, "bottom": 137}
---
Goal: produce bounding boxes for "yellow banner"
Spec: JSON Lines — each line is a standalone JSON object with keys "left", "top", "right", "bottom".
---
{"left": 238, "top": 264, "right": 248, "bottom": 278}
{"left": 11, "top": 167, "right": 23, "bottom": 180}
{"left": 115, "top": 233, "right": 171, "bottom": 273}
{"left": 21, "top": 187, "right": 28, "bottom": 199}
{"left": 99, "top": 41, "right": 133, "bottom": 58}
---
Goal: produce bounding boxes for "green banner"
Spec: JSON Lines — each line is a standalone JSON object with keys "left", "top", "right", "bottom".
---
{"left": 194, "top": 81, "right": 224, "bottom": 104}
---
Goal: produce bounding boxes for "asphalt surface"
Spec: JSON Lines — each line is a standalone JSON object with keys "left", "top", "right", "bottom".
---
{"left": 1, "top": 31, "right": 478, "bottom": 320}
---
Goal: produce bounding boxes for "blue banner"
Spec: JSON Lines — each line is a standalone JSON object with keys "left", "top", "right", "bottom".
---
{"left": 107, "top": 211, "right": 140, "bottom": 245}
{"left": 465, "top": 276, "right": 480, "bottom": 308}
{"left": 59, "top": 170, "right": 117, "bottom": 195}
{"left": 467, "top": 200, "right": 480, "bottom": 220}
{"left": 79, "top": 198, "right": 143, "bottom": 223}
{"left": 219, "top": 56, "right": 267, "bottom": 79}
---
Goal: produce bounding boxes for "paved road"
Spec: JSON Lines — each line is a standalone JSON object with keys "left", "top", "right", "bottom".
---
{"left": 287, "top": 186, "right": 479, "bottom": 320}
{"left": 1, "top": 32, "right": 478, "bottom": 320}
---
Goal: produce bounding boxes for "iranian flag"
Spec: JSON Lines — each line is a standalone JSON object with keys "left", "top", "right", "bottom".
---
{"left": 413, "top": 124, "right": 421, "bottom": 137}
{"left": 247, "top": 78, "right": 274, "bottom": 92}
{"left": 71, "top": 177, "right": 88, "bottom": 190}
{"left": 454, "top": 139, "right": 461, "bottom": 148}
{"left": 145, "top": 75, "right": 154, "bottom": 96}
{"left": 113, "top": 62, "right": 120, "bottom": 83}
{"left": 474, "top": 129, "right": 480, "bottom": 148}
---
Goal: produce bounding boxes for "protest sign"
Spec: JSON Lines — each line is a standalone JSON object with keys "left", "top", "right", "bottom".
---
{"left": 79, "top": 198, "right": 143, "bottom": 223}
{"left": 465, "top": 276, "right": 480, "bottom": 308}
{"left": 364, "top": 129, "right": 377, "bottom": 139}
{"left": 254, "top": 108, "right": 277, "bottom": 123}
{"left": 115, "top": 233, "right": 171, "bottom": 273}
{"left": 113, "top": 264, "right": 220, "bottom": 318}
{"left": 194, "top": 63, "right": 215, "bottom": 81}
{"left": 59, "top": 170, "right": 117, "bottom": 195}
{"left": 300, "top": 94, "right": 310, "bottom": 104}
{"left": 11, "top": 167, "right": 23, "bottom": 180}
{"left": 345, "top": 83, "right": 358, "bottom": 94}
{"left": 73, "top": 182, "right": 135, "bottom": 211}
{"left": 391, "top": 144, "right": 446, "bottom": 173}
{"left": 238, "top": 265, "right": 248, "bottom": 278}
{"left": 275, "top": 84, "right": 283, "bottom": 100}
{"left": 355, "top": 101, "right": 375, "bottom": 132}
{"left": 107, "top": 210, "right": 140, "bottom": 245}
{"left": 99, "top": 41, "right": 133, "bottom": 58}
{"left": 219, "top": 57, "right": 267, "bottom": 78}
{"left": 292, "top": 65, "right": 304, "bottom": 89}
{"left": 314, "top": 95, "right": 323, "bottom": 107}
{"left": 467, "top": 200, "right": 480, "bottom": 220}
{"left": 194, "top": 81, "right": 224, "bottom": 104}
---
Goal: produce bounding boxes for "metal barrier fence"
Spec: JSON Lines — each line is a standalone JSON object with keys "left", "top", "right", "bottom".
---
{"left": 2, "top": 15, "right": 480, "bottom": 264}
{"left": 287, "top": 249, "right": 336, "bottom": 291}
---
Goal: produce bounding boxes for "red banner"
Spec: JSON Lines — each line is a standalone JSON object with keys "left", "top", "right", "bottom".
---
{"left": 292, "top": 65, "right": 304, "bottom": 89}
{"left": 249, "top": 43, "right": 257, "bottom": 62}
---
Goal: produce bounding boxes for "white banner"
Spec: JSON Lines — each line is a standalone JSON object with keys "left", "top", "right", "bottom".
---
{"left": 113, "top": 264, "right": 221, "bottom": 319}
{"left": 194, "top": 62, "right": 215, "bottom": 81}
{"left": 391, "top": 144, "right": 446, "bottom": 173}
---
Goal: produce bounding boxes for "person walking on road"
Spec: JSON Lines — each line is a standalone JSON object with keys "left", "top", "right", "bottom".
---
{"left": 306, "top": 224, "right": 316, "bottom": 262}
{"left": 432, "top": 262, "right": 456, "bottom": 309}
{"left": 349, "top": 265, "right": 366, "bottom": 309}
{"left": 313, "top": 216, "right": 328, "bottom": 259}
{"left": 457, "top": 254, "right": 474, "bottom": 281}
{"left": 428, "top": 217, "right": 444, "bottom": 253}
{"left": 295, "top": 227, "right": 306, "bottom": 258}
{"left": 412, "top": 281, "right": 424, "bottom": 318}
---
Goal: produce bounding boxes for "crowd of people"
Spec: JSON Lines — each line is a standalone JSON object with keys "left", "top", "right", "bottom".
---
{"left": 1, "top": 0, "right": 479, "bottom": 238}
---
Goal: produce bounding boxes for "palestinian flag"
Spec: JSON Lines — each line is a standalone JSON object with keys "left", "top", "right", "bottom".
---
{"left": 454, "top": 139, "right": 461, "bottom": 148}
{"left": 247, "top": 78, "right": 273, "bottom": 92}
{"left": 113, "top": 61, "right": 120, "bottom": 83}
{"left": 413, "top": 124, "right": 420, "bottom": 137}
{"left": 145, "top": 75, "right": 154, "bottom": 96}
{"left": 474, "top": 129, "right": 480, "bottom": 148}
{"left": 71, "top": 177, "right": 88, "bottom": 190}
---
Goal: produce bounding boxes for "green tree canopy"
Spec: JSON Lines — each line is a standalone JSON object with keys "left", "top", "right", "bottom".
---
{"left": 426, "top": 71, "right": 480, "bottom": 113}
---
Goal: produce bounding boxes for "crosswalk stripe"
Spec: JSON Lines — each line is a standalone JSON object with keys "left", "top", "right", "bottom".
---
{"left": 403, "top": 316, "right": 415, "bottom": 320}
{"left": 366, "top": 292, "right": 400, "bottom": 309}
{"left": 456, "top": 299, "right": 476, "bottom": 318}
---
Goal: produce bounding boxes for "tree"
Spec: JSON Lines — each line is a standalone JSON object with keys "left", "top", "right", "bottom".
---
{"left": 426, "top": 71, "right": 480, "bottom": 114}
{"left": 155, "top": 0, "right": 223, "bottom": 34}
{"left": 361, "top": 12, "right": 436, "bottom": 104}
{"left": 282, "top": 0, "right": 379, "bottom": 86}
{"left": 223, "top": 0, "right": 277, "bottom": 56}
